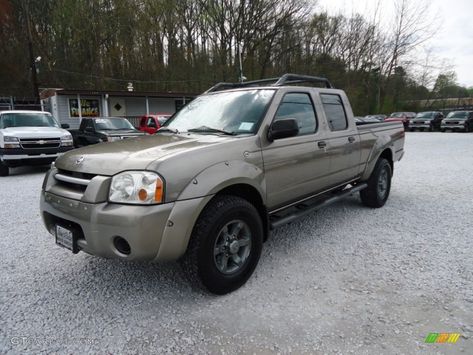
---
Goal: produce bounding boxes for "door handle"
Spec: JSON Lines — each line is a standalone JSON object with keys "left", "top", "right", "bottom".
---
{"left": 317, "top": 141, "right": 327, "bottom": 149}
{"left": 348, "top": 136, "right": 355, "bottom": 143}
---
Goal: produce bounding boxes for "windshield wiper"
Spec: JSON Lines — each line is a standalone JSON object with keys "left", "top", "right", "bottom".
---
{"left": 156, "top": 127, "right": 179, "bottom": 134}
{"left": 188, "top": 126, "right": 236, "bottom": 136}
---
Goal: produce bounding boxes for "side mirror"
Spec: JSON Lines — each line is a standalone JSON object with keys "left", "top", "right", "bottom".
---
{"left": 268, "top": 118, "right": 299, "bottom": 141}
{"left": 61, "top": 123, "right": 70, "bottom": 129}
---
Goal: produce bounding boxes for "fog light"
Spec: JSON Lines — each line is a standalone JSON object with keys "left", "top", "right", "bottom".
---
{"left": 113, "top": 236, "right": 131, "bottom": 255}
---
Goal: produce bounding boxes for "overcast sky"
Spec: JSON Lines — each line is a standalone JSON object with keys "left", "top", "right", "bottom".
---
{"left": 317, "top": 0, "right": 473, "bottom": 87}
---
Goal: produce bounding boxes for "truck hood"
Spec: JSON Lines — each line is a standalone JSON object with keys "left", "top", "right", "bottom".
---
{"left": 1, "top": 126, "right": 68, "bottom": 138}
{"left": 443, "top": 118, "right": 467, "bottom": 122}
{"left": 55, "top": 133, "right": 228, "bottom": 175}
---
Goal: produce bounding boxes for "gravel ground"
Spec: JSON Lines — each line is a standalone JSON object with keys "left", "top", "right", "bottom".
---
{"left": 1, "top": 132, "right": 472, "bottom": 354}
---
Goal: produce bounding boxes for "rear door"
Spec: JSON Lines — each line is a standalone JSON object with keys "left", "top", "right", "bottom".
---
{"left": 318, "top": 92, "right": 362, "bottom": 185}
{"left": 261, "top": 90, "right": 331, "bottom": 209}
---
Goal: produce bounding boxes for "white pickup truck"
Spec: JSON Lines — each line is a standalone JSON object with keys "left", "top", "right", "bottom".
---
{"left": 0, "top": 110, "right": 74, "bottom": 176}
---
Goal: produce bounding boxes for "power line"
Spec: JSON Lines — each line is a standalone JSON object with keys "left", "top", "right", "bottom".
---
{"left": 52, "top": 69, "right": 208, "bottom": 84}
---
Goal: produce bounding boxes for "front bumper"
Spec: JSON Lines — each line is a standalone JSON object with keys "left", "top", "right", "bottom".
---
{"left": 40, "top": 189, "right": 210, "bottom": 262}
{"left": 410, "top": 123, "right": 431, "bottom": 129}
{"left": 441, "top": 124, "right": 466, "bottom": 130}
{"left": 1, "top": 146, "right": 72, "bottom": 164}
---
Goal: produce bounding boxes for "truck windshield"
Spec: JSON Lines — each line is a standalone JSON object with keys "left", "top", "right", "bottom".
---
{"left": 95, "top": 118, "right": 135, "bottom": 130}
{"left": 416, "top": 112, "right": 434, "bottom": 119}
{"left": 0, "top": 112, "right": 59, "bottom": 128}
{"left": 165, "top": 89, "right": 275, "bottom": 134}
{"left": 446, "top": 112, "right": 468, "bottom": 119}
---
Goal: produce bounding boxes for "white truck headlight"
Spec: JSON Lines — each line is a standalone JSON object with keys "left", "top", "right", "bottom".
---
{"left": 109, "top": 171, "right": 164, "bottom": 204}
{"left": 60, "top": 134, "right": 73, "bottom": 146}
{"left": 3, "top": 136, "right": 20, "bottom": 148}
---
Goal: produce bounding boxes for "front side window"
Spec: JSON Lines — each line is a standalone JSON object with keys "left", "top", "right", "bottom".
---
{"left": 273, "top": 93, "right": 317, "bottom": 136}
{"left": 321, "top": 94, "right": 348, "bottom": 131}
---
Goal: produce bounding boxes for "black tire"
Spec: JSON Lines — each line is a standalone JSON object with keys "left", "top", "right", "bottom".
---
{"left": 409, "top": 128, "right": 415, "bottom": 132}
{"left": 0, "top": 161, "right": 9, "bottom": 177}
{"left": 360, "top": 158, "right": 392, "bottom": 208}
{"left": 180, "top": 195, "right": 263, "bottom": 295}
{"left": 441, "top": 129, "right": 446, "bottom": 132}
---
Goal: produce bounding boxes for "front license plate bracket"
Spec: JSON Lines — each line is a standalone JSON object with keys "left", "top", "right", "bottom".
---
{"left": 55, "top": 225, "right": 79, "bottom": 254}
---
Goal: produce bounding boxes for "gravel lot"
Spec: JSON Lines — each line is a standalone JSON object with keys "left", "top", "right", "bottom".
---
{"left": 1, "top": 132, "right": 472, "bottom": 354}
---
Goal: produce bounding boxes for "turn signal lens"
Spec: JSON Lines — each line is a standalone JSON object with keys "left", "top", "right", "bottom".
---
{"left": 155, "top": 178, "right": 163, "bottom": 202}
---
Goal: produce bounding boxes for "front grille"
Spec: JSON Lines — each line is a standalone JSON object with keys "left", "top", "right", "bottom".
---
{"left": 20, "top": 137, "right": 61, "bottom": 149}
{"left": 447, "top": 121, "right": 459, "bottom": 125}
{"left": 55, "top": 169, "right": 97, "bottom": 193}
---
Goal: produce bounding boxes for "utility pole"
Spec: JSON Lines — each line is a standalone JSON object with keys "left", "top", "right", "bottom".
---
{"left": 24, "top": 0, "right": 40, "bottom": 101}
{"left": 238, "top": 43, "right": 246, "bottom": 83}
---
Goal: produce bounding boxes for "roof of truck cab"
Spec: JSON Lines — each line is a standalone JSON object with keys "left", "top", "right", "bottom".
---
{"left": 205, "top": 86, "right": 345, "bottom": 94}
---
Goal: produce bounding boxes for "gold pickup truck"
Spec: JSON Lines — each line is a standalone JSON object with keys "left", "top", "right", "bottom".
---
{"left": 40, "top": 74, "right": 405, "bottom": 294}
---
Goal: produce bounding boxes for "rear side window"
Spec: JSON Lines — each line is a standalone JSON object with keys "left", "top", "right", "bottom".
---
{"left": 273, "top": 93, "right": 317, "bottom": 136}
{"left": 84, "top": 120, "right": 95, "bottom": 130}
{"left": 146, "top": 117, "right": 157, "bottom": 127}
{"left": 321, "top": 94, "right": 348, "bottom": 131}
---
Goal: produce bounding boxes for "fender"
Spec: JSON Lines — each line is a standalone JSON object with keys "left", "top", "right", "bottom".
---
{"left": 154, "top": 160, "right": 266, "bottom": 261}
{"left": 177, "top": 159, "right": 266, "bottom": 202}
{"left": 361, "top": 135, "right": 395, "bottom": 181}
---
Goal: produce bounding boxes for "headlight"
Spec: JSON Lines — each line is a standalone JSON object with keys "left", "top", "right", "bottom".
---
{"left": 3, "top": 136, "right": 20, "bottom": 148}
{"left": 60, "top": 134, "right": 73, "bottom": 146}
{"left": 109, "top": 171, "right": 164, "bottom": 204}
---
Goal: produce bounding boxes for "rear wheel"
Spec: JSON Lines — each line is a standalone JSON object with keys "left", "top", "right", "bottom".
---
{"left": 180, "top": 195, "right": 263, "bottom": 294}
{"left": 360, "top": 158, "right": 392, "bottom": 208}
{"left": 0, "top": 161, "right": 9, "bottom": 177}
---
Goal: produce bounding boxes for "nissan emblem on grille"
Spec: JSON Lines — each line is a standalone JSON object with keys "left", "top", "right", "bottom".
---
{"left": 75, "top": 156, "right": 85, "bottom": 165}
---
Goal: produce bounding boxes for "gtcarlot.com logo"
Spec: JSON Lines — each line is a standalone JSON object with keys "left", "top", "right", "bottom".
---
{"left": 10, "top": 336, "right": 98, "bottom": 347}
{"left": 425, "top": 333, "right": 460, "bottom": 344}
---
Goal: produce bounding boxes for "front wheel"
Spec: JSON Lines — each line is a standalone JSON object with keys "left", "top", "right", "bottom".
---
{"left": 0, "top": 161, "right": 9, "bottom": 177}
{"left": 360, "top": 158, "right": 392, "bottom": 208}
{"left": 180, "top": 195, "right": 263, "bottom": 294}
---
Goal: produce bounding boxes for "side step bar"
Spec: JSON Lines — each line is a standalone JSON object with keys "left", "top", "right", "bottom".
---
{"left": 270, "top": 183, "right": 368, "bottom": 229}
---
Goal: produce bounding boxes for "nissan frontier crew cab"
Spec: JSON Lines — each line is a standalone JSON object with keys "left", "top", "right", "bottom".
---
{"left": 40, "top": 74, "right": 405, "bottom": 294}
{"left": 0, "top": 110, "right": 73, "bottom": 176}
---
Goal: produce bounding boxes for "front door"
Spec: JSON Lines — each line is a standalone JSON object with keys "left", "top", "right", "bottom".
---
{"left": 262, "top": 91, "right": 331, "bottom": 210}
